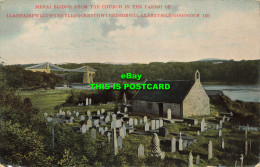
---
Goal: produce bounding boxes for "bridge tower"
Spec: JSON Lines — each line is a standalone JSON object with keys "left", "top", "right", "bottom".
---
{"left": 83, "top": 65, "right": 95, "bottom": 84}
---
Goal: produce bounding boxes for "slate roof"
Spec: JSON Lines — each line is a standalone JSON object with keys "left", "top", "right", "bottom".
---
{"left": 133, "top": 80, "right": 194, "bottom": 103}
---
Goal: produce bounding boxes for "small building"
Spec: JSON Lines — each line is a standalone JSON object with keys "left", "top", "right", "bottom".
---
{"left": 133, "top": 70, "right": 210, "bottom": 118}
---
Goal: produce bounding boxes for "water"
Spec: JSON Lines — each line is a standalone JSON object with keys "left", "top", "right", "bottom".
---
{"left": 203, "top": 85, "right": 260, "bottom": 103}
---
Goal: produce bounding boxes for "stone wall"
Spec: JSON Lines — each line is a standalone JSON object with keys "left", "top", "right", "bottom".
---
{"left": 182, "top": 81, "right": 210, "bottom": 117}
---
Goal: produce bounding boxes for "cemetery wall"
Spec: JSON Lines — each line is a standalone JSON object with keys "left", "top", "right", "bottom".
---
{"left": 182, "top": 81, "right": 210, "bottom": 117}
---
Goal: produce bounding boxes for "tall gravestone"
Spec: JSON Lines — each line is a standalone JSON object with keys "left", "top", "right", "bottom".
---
{"left": 201, "top": 118, "right": 205, "bottom": 132}
{"left": 155, "top": 120, "right": 160, "bottom": 129}
{"left": 143, "top": 116, "right": 147, "bottom": 123}
{"left": 167, "top": 109, "right": 171, "bottom": 119}
{"left": 86, "top": 98, "right": 88, "bottom": 105}
{"left": 219, "top": 120, "right": 223, "bottom": 128}
{"left": 208, "top": 140, "right": 213, "bottom": 159}
{"left": 112, "top": 128, "right": 118, "bottom": 156}
{"left": 171, "top": 137, "right": 176, "bottom": 152}
{"left": 188, "top": 152, "right": 193, "bottom": 167}
{"left": 107, "top": 132, "right": 111, "bottom": 142}
{"left": 81, "top": 124, "right": 87, "bottom": 134}
{"left": 88, "top": 98, "right": 92, "bottom": 105}
{"left": 245, "top": 140, "right": 248, "bottom": 156}
{"left": 240, "top": 154, "right": 244, "bottom": 167}
{"left": 129, "top": 118, "right": 133, "bottom": 126}
{"left": 91, "top": 128, "right": 96, "bottom": 141}
{"left": 119, "top": 128, "right": 125, "bottom": 139}
{"left": 196, "top": 155, "right": 200, "bottom": 165}
{"left": 87, "top": 119, "right": 92, "bottom": 128}
{"left": 179, "top": 137, "right": 183, "bottom": 151}
{"left": 219, "top": 129, "right": 222, "bottom": 137}
{"left": 145, "top": 122, "right": 149, "bottom": 131}
{"left": 150, "top": 133, "right": 165, "bottom": 160}
{"left": 138, "top": 144, "right": 145, "bottom": 158}
{"left": 159, "top": 118, "right": 163, "bottom": 127}
{"left": 151, "top": 120, "right": 155, "bottom": 130}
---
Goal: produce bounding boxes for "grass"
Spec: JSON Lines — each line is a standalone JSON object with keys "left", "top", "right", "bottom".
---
{"left": 18, "top": 89, "right": 260, "bottom": 166}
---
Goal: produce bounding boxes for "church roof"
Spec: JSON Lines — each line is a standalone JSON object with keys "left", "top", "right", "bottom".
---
{"left": 133, "top": 80, "right": 194, "bottom": 103}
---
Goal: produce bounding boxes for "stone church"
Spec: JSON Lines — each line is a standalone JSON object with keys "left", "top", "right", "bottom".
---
{"left": 133, "top": 70, "right": 210, "bottom": 118}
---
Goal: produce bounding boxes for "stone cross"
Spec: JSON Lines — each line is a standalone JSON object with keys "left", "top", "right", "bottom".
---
{"left": 151, "top": 120, "right": 155, "bottom": 130}
{"left": 208, "top": 140, "right": 213, "bottom": 159}
{"left": 171, "top": 137, "right": 176, "bottom": 152}
{"left": 150, "top": 133, "right": 165, "bottom": 160}
{"left": 167, "top": 109, "right": 172, "bottom": 119}
{"left": 188, "top": 151, "right": 193, "bottom": 167}
{"left": 86, "top": 98, "right": 88, "bottom": 106}
{"left": 91, "top": 128, "right": 96, "bottom": 141}
{"left": 138, "top": 144, "right": 145, "bottom": 158}
{"left": 112, "top": 128, "right": 118, "bottom": 156}
{"left": 143, "top": 116, "right": 147, "bottom": 123}
{"left": 219, "top": 129, "right": 222, "bottom": 137}
{"left": 145, "top": 122, "right": 149, "bottom": 131}
{"left": 196, "top": 155, "right": 200, "bottom": 165}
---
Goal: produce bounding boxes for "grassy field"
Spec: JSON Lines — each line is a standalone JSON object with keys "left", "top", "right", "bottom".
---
{"left": 18, "top": 89, "right": 259, "bottom": 167}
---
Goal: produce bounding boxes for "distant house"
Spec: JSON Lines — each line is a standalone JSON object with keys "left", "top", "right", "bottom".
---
{"left": 133, "top": 71, "right": 210, "bottom": 118}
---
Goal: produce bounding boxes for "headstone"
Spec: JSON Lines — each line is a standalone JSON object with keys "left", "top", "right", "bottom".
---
{"left": 111, "top": 120, "right": 116, "bottom": 129}
{"left": 167, "top": 109, "right": 172, "bottom": 119}
{"left": 107, "top": 132, "right": 111, "bottom": 142}
{"left": 138, "top": 144, "right": 145, "bottom": 158}
{"left": 183, "top": 140, "right": 188, "bottom": 149}
{"left": 155, "top": 120, "right": 160, "bottom": 129}
{"left": 87, "top": 119, "right": 92, "bottom": 128}
{"left": 197, "top": 131, "right": 200, "bottom": 136}
{"left": 122, "top": 92, "right": 127, "bottom": 105}
{"left": 104, "top": 127, "right": 108, "bottom": 132}
{"left": 134, "top": 118, "right": 138, "bottom": 126}
{"left": 86, "top": 98, "right": 88, "bottom": 105}
{"left": 220, "top": 120, "right": 223, "bottom": 128}
{"left": 117, "top": 136, "right": 123, "bottom": 150}
{"left": 112, "top": 114, "right": 117, "bottom": 121}
{"left": 216, "top": 124, "right": 219, "bottom": 130}
{"left": 97, "top": 110, "right": 100, "bottom": 116}
{"left": 150, "top": 133, "right": 165, "bottom": 160}
{"left": 145, "top": 122, "right": 149, "bottom": 131}
{"left": 151, "top": 120, "right": 155, "bottom": 130}
{"left": 222, "top": 139, "right": 224, "bottom": 149}
{"left": 88, "top": 115, "right": 92, "bottom": 120}
{"left": 76, "top": 111, "right": 79, "bottom": 117}
{"left": 129, "top": 118, "right": 134, "bottom": 126}
{"left": 105, "top": 116, "right": 110, "bottom": 122}
{"left": 171, "top": 137, "right": 176, "bottom": 152}
{"left": 235, "top": 160, "right": 237, "bottom": 167}
{"left": 91, "top": 128, "right": 96, "bottom": 141}
{"left": 44, "top": 113, "right": 48, "bottom": 117}
{"left": 101, "top": 109, "right": 105, "bottom": 114}
{"left": 82, "top": 124, "right": 87, "bottom": 133}
{"left": 123, "top": 124, "right": 127, "bottom": 137}
{"left": 70, "top": 117, "right": 74, "bottom": 123}
{"left": 116, "top": 120, "right": 122, "bottom": 128}
{"left": 117, "top": 111, "right": 121, "bottom": 114}
{"left": 112, "top": 128, "right": 118, "bottom": 156}
{"left": 80, "top": 115, "right": 85, "bottom": 121}
{"left": 208, "top": 140, "right": 213, "bottom": 159}
{"left": 179, "top": 137, "right": 183, "bottom": 151}
{"left": 88, "top": 98, "right": 92, "bottom": 105}
{"left": 219, "top": 129, "right": 222, "bottom": 137}
{"left": 188, "top": 151, "right": 193, "bottom": 167}
{"left": 87, "top": 110, "right": 91, "bottom": 116}
{"left": 94, "top": 119, "right": 99, "bottom": 127}
{"left": 196, "top": 155, "right": 200, "bottom": 165}
{"left": 119, "top": 128, "right": 125, "bottom": 139}
{"left": 159, "top": 127, "right": 169, "bottom": 137}
{"left": 223, "top": 115, "right": 226, "bottom": 123}
{"left": 47, "top": 117, "right": 52, "bottom": 122}
{"left": 124, "top": 106, "right": 127, "bottom": 113}
{"left": 194, "top": 119, "right": 198, "bottom": 125}
{"left": 240, "top": 154, "right": 244, "bottom": 167}
{"left": 245, "top": 140, "right": 248, "bottom": 156}
{"left": 201, "top": 118, "right": 205, "bottom": 132}
{"left": 143, "top": 116, "right": 147, "bottom": 123}
{"left": 230, "top": 111, "right": 233, "bottom": 116}
{"left": 139, "top": 119, "right": 143, "bottom": 125}
{"left": 59, "top": 109, "right": 62, "bottom": 115}
{"left": 159, "top": 119, "right": 163, "bottom": 127}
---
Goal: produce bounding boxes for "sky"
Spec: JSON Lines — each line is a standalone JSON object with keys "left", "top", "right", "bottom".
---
{"left": 0, "top": 0, "right": 259, "bottom": 65}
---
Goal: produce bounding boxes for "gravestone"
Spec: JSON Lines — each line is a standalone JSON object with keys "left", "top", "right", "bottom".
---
{"left": 219, "top": 129, "right": 222, "bottom": 137}
{"left": 117, "top": 136, "right": 123, "bottom": 150}
{"left": 119, "top": 128, "right": 125, "bottom": 139}
{"left": 222, "top": 139, "right": 224, "bottom": 149}
{"left": 70, "top": 117, "right": 74, "bottom": 123}
{"left": 82, "top": 124, "right": 87, "bottom": 134}
{"left": 245, "top": 140, "right": 248, "bottom": 156}
{"left": 183, "top": 140, "right": 188, "bottom": 149}
{"left": 44, "top": 113, "right": 48, "bottom": 117}
{"left": 159, "top": 127, "right": 169, "bottom": 137}
{"left": 91, "top": 128, "right": 96, "bottom": 141}
{"left": 105, "top": 116, "right": 110, "bottom": 122}
{"left": 76, "top": 111, "right": 79, "bottom": 117}
{"left": 196, "top": 155, "right": 200, "bottom": 165}
{"left": 194, "top": 119, "right": 198, "bottom": 125}
{"left": 101, "top": 109, "right": 105, "bottom": 114}
{"left": 138, "top": 144, "right": 145, "bottom": 158}
{"left": 179, "top": 137, "right": 183, "bottom": 151}
{"left": 143, "top": 116, "right": 147, "bottom": 123}
{"left": 123, "top": 125, "right": 127, "bottom": 137}
{"left": 94, "top": 119, "right": 99, "bottom": 127}
{"left": 223, "top": 115, "right": 226, "bottom": 123}
{"left": 112, "top": 128, "right": 118, "bottom": 156}
{"left": 117, "top": 111, "right": 121, "bottom": 114}
{"left": 104, "top": 127, "right": 108, "bottom": 132}
{"left": 86, "top": 98, "right": 88, "bottom": 105}
{"left": 112, "top": 114, "right": 117, "bottom": 121}
{"left": 150, "top": 133, "right": 165, "bottom": 160}
{"left": 107, "top": 132, "right": 111, "bottom": 142}
{"left": 197, "top": 131, "right": 200, "bottom": 136}
{"left": 129, "top": 118, "right": 134, "bottom": 126}
{"left": 134, "top": 119, "right": 138, "bottom": 126}
{"left": 216, "top": 124, "right": 219, "bottom": 130}
{"left": 80, "top": 115, "right": 85, "bottom": 121}
{"left": 87, "top": 110, "right": 91, "bottom": 116}
{"left": 188, "top": 151, "right": 193, "bottom": 167}
{"left": 124, "top": 107, "right": 127, "bottom": 113}
{"left": 87, "top": 119, "right": 92, "bottom": 128}
{"left": 171, "top": 137, "right": 176, "bottom": 152}
{"left": 111, "top": 120, "right": 116, "bottom": 129}
{"left": 208, "top": 140, "right": 213, "bottom": 159}
{"left": 220, "top": 120, "right": 223, "bottom": 128}
{"left": 89, "top": 98, "right": 92, "bottom": 105}
{"left": 97, "top": 110, "right": 100, "bottom": 115}
{"left": 116, "top": 120, "right": 122, "bottom": 128}
{"left": 167, "top": 109, "right": 172, "bottom": 119}
{"left": 139, "top": 119, "right": 143, "bottom": 125}
{"left": 240, "top": 154, "right": 244, "bottom": 167}
{"left": 151, "top": 120, "right": 156, "bottom": 130}
{"left": 155, "top": 120, "right": 160, "bottom": 129}
{"left": 201, "top": 118, "right": 205, "bottom": 132}
{"left": 59, "top": 109, "right": 62, "bottom": 115}
{"left": 88, "top": 115, "right": 92, "bottom": 120}
{"left": 159, "top": 119, "right": 163, "bottom": 127}
{"left": 235, "top": 160, "right": 237, "bottom": 167}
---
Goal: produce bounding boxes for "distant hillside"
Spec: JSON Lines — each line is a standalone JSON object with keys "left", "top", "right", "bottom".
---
{"left": 198, "top": 58, "right": 234, "bottom": 62}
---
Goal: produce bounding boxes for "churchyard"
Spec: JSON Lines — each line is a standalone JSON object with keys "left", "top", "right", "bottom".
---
{"left": 21, "top": 89, "right": 259, "bottom": 167}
